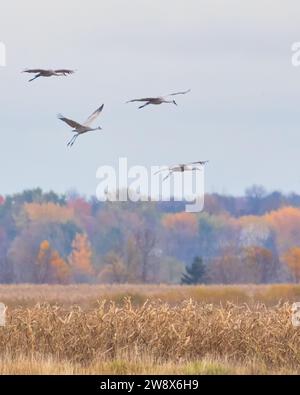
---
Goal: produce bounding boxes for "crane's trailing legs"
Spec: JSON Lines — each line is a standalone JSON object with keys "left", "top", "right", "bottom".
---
{"left": 138, "top": 102, "right": 151, "bottom": 109}
{"left": 28, "top": 74, "right": 41, "bottom": 82}
{"left": 67, "top": 134, "right": 79, "bottom": 147}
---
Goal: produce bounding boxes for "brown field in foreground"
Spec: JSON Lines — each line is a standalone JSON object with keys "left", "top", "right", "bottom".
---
{"left": 1, "top": 291, "right": 300, "bottom": 374}
{"left": 1, "top": 283, "right": 300, "bottom": 308}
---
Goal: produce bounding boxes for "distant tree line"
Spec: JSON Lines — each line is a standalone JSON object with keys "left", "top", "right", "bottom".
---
{"left": 1, "top": 187, "right": 300, "bottom": 284}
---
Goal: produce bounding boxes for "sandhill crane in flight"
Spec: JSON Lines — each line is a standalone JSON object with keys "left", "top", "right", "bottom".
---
{"left": 57, "top": 104, "right": 104, "bottom": 147}
{"left": 155, "top": 160, "right": 209, "bottom": 181}
{"left": 22, "top": 68, "right": 75, "bottom": 82}
{"left": 126, "top": 89, "right": 191, "bottom": 109}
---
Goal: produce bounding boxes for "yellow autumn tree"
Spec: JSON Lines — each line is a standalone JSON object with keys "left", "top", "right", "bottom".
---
{"left": 69, "top": 233, "right": 94, "bottom": 280}
{"left": 25, "top": 202, "right": 74, "bottom": 224}
{"left": 264, "top": 207, "right": 300, "bottom": 252}
{"left": 282, "top": 247, "right": 300, "bottom": 282}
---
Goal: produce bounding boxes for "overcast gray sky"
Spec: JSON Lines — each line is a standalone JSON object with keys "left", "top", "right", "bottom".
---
{"left": 1, "top": 0, "right": 300, "bottom": 196}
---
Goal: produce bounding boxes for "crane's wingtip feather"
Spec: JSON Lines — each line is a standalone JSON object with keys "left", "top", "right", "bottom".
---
{"left": 95, "top": 104, "right": 104, "bottom": 113}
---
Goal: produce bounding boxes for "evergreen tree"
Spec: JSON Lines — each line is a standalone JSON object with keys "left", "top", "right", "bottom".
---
{"left": 181, "top": 256, "right": 206, "bottom": 284}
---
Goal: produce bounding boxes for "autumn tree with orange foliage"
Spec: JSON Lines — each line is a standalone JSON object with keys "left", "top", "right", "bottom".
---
{"left": 264, "top": 207, "right": 300, "bottom": 253}
{"left": 282, "top": 247, "right": 300, "bottom": 282}
{"left": 50, "top": 250, "right": 71, "bottom": 284}
{"left": 37, "top": 240, "right": 71, "bottom": 284}
{"left": 208, "top": 245, "right": 276, "bottom": 284}
{"left": 69, "top": 233, "right": 94, "bottom": 282}
{"left": 162, "top": 212, "right": 198, "bottom": 236}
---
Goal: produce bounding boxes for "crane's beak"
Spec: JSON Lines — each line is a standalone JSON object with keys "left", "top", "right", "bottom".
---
{"left": 173, "top": 100, "right": 178, "bottom": 106}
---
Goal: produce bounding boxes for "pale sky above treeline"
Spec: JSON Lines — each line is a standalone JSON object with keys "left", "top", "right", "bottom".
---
{"left": 1, "top": 1, "right": 300, "bottom": 196}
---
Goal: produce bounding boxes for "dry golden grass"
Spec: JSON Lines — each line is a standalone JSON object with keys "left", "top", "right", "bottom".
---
{"left": 1, "top": 298, "right": 300, "bottom": 374}
{"left": 1, "top": 283, "right": 300, "bottom": 308}
{"left": 0, "top": 354, "right": 296, "bottom": 375}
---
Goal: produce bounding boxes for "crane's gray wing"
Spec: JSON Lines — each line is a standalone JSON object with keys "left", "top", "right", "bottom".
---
{"left": 83, "top": 104, "right": 104, "bottom": 126}
{"left": 126, "top": 97, "right": 155, "bottom": 103}
{"left": 166, "top": 89, "right": 191, "bottom": 97}
{"left": 22, "top": 69, "right": 48, "bottom": 73}
{"left": 55, "top": 69, "right": 75, "bottom": 75}
{"left": 57, "top": 114, "right": 83, "bottom": 129}
{"left": 188, "top": 160, "right": 209, "bottom": 165}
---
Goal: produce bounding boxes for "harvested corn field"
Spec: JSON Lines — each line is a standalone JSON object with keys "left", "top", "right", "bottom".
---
{"left": 0, "top": 295, "right": 300, "bottom": 374}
